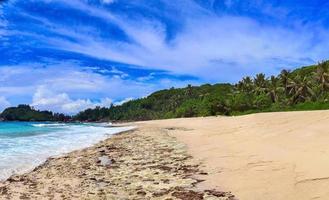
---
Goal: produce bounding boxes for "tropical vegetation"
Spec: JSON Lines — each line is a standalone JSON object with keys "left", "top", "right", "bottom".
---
{"left": 3, "top": 61, "right": 329, "bottom": 122}
{"left": 0, "top": 105, "right": 71, "bottom": 121}
{"left": 74, "top": 61, "right": 329, "bottom": 122}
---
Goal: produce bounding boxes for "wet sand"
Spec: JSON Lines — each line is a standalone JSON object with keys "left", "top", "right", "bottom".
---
{"left": 0, "top": 124, "right": 234, "bottom": 199}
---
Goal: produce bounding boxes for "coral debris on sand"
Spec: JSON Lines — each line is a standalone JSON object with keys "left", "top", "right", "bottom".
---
{"left": 0, "top": 126, "right": 235, "bottom": 200}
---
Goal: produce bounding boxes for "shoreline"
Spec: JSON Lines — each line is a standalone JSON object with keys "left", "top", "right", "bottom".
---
{"left": 0, "top": 124, "right": 135, "bottom": 182}
{"left": 0, "top": 122, "right": 234, "bottom": 199}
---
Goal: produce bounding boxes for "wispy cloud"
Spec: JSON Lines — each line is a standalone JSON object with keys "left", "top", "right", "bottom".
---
{"left": 0, "top": 61, "right": 196, "bottom": 113}
{"left": 1, "top": 0, "right": 329, "bottom": 113}
{"left": 114, "top": 97, "right": 134, "bottom": 106}
{"left": 0, "top": 2, "right": 7, "bottom": 37}
{"left": 101, "top": 0, "right": 115, "bottom": 4}
{"left": 6, "top": 0, "right": 329, "bottom": 81}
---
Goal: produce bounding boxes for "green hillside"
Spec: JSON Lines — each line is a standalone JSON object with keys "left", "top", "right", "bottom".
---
{"left": 1, "top": 105, "right": 70, "bottom": 121}
{"left": 74, "top": 61, "right": 329, "bottom": 122}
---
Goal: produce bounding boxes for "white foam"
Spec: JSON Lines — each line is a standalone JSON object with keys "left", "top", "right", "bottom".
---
{"left": 31, "top": 123, "right": 66, "bottom": 127}
{"left": 0, "top": 124, "right": 135, "bottom": 181}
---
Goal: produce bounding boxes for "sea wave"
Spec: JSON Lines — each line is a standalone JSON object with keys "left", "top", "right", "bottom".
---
{"left": 0, "top": 123, "right": 135, "bottom": 181}
{"left": 31, "top": 123, "right": 66, "bottom": 127}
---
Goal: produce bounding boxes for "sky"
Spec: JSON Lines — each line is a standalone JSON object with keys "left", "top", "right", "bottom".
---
{"left": 1, "top": 0, "right": 329, "bottom": 114}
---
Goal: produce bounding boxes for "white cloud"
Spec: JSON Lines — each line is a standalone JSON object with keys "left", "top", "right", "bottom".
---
{"left": 137, "top": 72, "right": 155, "bottom": 81}
{"left": 109, "top": 66, "right": 129, "bottom": 78}
{"left": 31, "top": 86, "right": 114, "bottom": 114}
{"left": 5, "top": 0, "right": 326, "bottom": 113}
{"left": 0, "top": 62, "right": 195, "bottom": 113}
{"left": 0, "top": 63, "right": 108, "bottom": 96}
{"left": 114, "top": 97, "right": 133, "bottom": 106}
{"left": 101, "top": 0, "right": 115, "bottom": 4}
{"left": 28, "top": 0, "right": 329, "bottom": 83}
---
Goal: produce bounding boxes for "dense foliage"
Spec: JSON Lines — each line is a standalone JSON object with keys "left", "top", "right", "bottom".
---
{"left": 75, "top": 61, "right": 329, "bottom": 122}
{"left": 0, "top": 105, "right": 71, "bottom": 121}
{"left": 2, "top": 62, "right": 329, "bottom": 122}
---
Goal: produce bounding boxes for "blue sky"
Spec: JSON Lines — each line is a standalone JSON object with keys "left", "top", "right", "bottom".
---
{"left": 1, "top": 0, "right": 329, "bottom": 114}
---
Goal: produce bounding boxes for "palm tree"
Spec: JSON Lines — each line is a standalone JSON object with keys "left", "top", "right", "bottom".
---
{"left": 267, "top": 75, "right": 283, "bottom": 103}
{"left": 279, "top": 69, "right": 291, "bottom": 95}
{"left": 253, "top": 73, "right": 267, "bottom": 94}
{"left": 254, "top": 73, "right": 266, "bottom": 87}
{"left": 287, "top": 75, "right": 314, "bottom": 104}
{"left": 315, "top": 61, "right": 329, "bottom": 93}
{"left": 237, "top": 76, "right": 254, "bottom": 92}
{"left": 185, "top": 84, "right": 193, "bottom": 96}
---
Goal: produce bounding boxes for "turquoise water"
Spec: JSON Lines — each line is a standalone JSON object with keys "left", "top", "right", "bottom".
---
{"left": 0, "top": 122, "right": 133, "bottom": 180}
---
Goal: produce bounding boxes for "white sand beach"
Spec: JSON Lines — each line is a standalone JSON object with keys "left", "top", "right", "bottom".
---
{"left": 138, "top": 110, "right": 329, "bottom": 200}
{"left": 3, "top": 111, "right": 329, "bottom": 199}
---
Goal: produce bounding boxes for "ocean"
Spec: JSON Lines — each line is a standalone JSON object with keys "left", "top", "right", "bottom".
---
{"left": 0, "top": 122, "right": 133, "bottom": 180}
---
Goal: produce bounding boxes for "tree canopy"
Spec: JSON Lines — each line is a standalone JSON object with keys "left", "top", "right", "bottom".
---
{"left": 3, "top": 62, "right": 329, "bottom": 122}
{"left": 74, "top": 61, "right": 329, "bottom": 122}
{"left": 0, "top": 105, "right": 71, "bottom": 121}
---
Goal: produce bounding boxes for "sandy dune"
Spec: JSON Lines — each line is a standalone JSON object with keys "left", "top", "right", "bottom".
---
{"left": 139, "top": 111, "right": 329, "bottom": 200}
